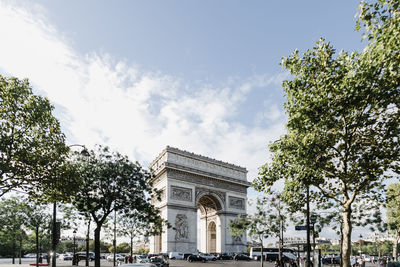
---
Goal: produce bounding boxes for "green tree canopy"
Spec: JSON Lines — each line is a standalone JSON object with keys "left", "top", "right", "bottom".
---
{"left": 0, "top": 197, "right": 27, "bottom": 261}
{"left": 386, "top": 183, "right": 400, "bottom": 260}
{"left": 71, "top": 145, "right": 165, "bottom": 267}
{"left": 230, "top": 195, "right": 288, "bottom": 267}
{"left": 0, "top": 75, "right": 69, "bottom": 198}
{"left": 255, "top": 0, "right": 400, "bottom": 265}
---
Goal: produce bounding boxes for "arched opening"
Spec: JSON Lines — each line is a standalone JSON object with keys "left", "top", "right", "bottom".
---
{"left": 197, "top": 194, "right": 221, "bottom": 253}
{"left": 208, "top": 221, "right": 217, "bottom": 253}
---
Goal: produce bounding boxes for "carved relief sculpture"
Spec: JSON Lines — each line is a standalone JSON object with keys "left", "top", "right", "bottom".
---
{"left": 175, "top": 214, "right": 189, "bottom": 241}
{"left": 171, "top": 186, "right": 192, "bottom": 201}
{"left": 229, "top": 196, "right": 245, "bottom": 209}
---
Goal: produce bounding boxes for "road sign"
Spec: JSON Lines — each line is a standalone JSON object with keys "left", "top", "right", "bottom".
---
{"left": 295, "top": 225, "right": 314, "bottom": 231}
{"left": 310, "top": 215, "right": 317, "bottom": 224}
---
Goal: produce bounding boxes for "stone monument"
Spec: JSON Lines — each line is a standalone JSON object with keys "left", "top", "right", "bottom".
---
{"left": 149, "top": 146, "right": 250, "bottom": 254}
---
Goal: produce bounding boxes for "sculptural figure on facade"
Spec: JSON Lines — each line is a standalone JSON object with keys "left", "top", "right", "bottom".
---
{"left": 175, "top": 214, "right": 189, "bottom": 240}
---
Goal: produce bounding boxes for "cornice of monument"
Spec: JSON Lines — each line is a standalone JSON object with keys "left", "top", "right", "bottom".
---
{"left": 150, "top": 146, "right": 248, "bottom": 173}
{"left": 165, "top": 162, "right": 251, "bottom": 187}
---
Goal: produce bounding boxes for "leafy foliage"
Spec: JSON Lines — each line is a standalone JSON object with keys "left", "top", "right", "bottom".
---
{"left": 386, "top": 183, "right": 400, "bottom": 260}
{"left": 70, "top": 145, "right": 165, "bottom": 267}
{"left": 0, "top": 197, "right": 27, "bottom": 258}
{"left": 0, "top": 75, "right": 70, "bottom": 198}
{"left": 255, "top": 1, "right": 400, "bottom": 266}
{"left": 230, "top": 195, "right": 288, "bottom": 266}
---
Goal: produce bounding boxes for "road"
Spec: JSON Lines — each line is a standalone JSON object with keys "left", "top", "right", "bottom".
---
{"left": 0, "top": 259, "right": 273, "bottom": 267}
{"left": 0, "top": 259, "right": 378, "bottom": 267}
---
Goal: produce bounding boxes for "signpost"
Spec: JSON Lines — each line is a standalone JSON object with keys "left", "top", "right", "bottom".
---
{"left": 310, "top": 215, "right": 317, "bottom": 224}
{"left": 295, "top": 225, "right": 314, "bottom": 231}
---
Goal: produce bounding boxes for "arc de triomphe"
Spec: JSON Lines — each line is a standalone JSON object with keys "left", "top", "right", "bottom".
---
{"left": 149, "top": 146, "right": 250, "bottom": 254}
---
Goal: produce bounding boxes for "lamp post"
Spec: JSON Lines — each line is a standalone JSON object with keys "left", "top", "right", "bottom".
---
{"left": 359, "top": 234, "right": 363, "bottom": 258}
{"left": 73, "top": 230, "right": 77, "bottom": 266}
{"left": 52, "top": 145, "right": 89, "bottom": 267}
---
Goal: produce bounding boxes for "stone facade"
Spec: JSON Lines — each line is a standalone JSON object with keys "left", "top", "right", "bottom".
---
{"left": 149, "top": 146, "right": 250, "bottom": 254}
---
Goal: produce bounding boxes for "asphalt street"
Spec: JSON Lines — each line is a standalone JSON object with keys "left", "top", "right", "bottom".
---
{"left": 0, "top": 259, "right": 377, "bottom": 267}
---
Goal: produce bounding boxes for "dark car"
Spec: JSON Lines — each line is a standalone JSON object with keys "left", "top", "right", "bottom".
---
{"left": 234, "top": 254, "right": 252, "bottom": 261}
{"left": 149, "top": 256, "right": 169, "bottom": 267}
{"left": 183, "top": 253, "right": 193, "bottom": 260}
{"left": 187, "top": 255, "right": 206, "bottom": 263}
{"left": 216, "top": 253, "right": 233, "bottom": 260}
{"left": 76, "top": 252, "right": 95, "bottom": 261}
{"left": 322, "top": 256, "right": 340, "bottom": 265}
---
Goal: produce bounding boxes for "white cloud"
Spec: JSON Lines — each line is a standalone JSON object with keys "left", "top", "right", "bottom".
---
{"left": 0, "top": 1, "right": 286, "bottom": 187}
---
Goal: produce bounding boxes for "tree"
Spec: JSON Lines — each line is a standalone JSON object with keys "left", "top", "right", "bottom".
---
{"left": 0, "top": 197, "right": 28, "bottom": 264}
{"left": 71, "top": 145, "right": 165, "bottom": 267}
{"left": 256, "top": 27, "right": 399, "bottom": 267}
{"left": 386, "top": 183, "right": 400, "bottom": 261}
{"left": 25, "top": 202, "right": 51, "bottom": 267}
{"left": 0, "top": 75, "right": 69, "bottom": 197}
{"left": 117, "top": 212, "right": 146, "bottom": 257}
{"left": 229, "top": 196, "right": 288, "bottom": 267}
{"left": 61, "top": 204, "right": 93, "bottom": 266}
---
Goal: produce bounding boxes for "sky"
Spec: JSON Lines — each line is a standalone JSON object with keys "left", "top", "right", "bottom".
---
{"left": 0, "top": 0, "right": 371, "bottom": 242}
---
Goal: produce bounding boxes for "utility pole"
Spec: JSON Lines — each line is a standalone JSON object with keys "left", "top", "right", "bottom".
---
{"left": 52, "top": 202, "right": 57, "bottom": 267}
{"left": 306, "top": 185, "right": 311, "bottom": 267}
{"left": 86, "top": 219, "right": 90, "bottom": 267}
{"left": 310, "top": 214, "right": 317, "bottom": 267}
{"left": 113, "top": 210, "right": 117, "bottom": 267}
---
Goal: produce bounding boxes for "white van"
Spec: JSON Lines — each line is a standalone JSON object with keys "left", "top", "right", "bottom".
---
{"left": 169, "top": 252, "right": 184, "bottom": 260}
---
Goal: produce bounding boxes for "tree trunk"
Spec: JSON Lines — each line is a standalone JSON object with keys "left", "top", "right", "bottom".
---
{"left": 36, "top": 226, "right": 39, "bottom": 267}
{"left": 341, "top": 207, "right": 352, "bottom": 267}
{"left": 130, "top": 235, "right": 133, "bottom": 258}
{"left": 94, "top": 227, "right": 101, "bottom": 267}
{"left": 260, "top": 242, "right": 264, "bottom": 267}
{"left": 378, "top": 241, "right": 381, "bottom": 258}
{"left": 19, "top": 236, "right": 22, "bottom": 265}
{"left": 86, "top": 219, "right": 91, "bottom": 267}
{"left": 393, "top": 233, "right": 399, "bottom": 262}
{"left": 12, "top": 237, "right": 16, "bottom": 264}
{"left": 339, "top": 223, "right": 343, "bottom": 267}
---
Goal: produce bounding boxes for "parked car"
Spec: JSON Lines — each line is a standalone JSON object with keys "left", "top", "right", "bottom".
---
{"left": 59, "top": 254, "right": 73, "bottom": 261}
{"left": 322, "top": 255, "right": 341, "bottom": 265}
{"left": 76, "top": 252, "right": 95, "bottom": 261}
{"left": 199, "top": 253, "right": 217, "bottom": 261}
{"left": 216, "top": 253, "right": 233, "bottom": 260}
{"left": 234, "top": 254, "right": 252, "bottom": 261}
{"left": 182, "top": 254, "right": 193, "bottom": 260}
{"left": 137, "top": 255, "right": 150, "bottom": 263}
{"left": 24, "top": 254, "right": 36, "bottom": 258}
{"left": 149, "top": 256, "right": 169, "bottom": 267}
{"left": 119, "top": 264, "right": 157, "bottom": 267}
{"left": 106, "top": 254, "right": 125, "bottom": 262}
{"left": 187, "top": 255, "right": 206, "bottom": 263}
{"left": 168, "top": 252, "right": 183, "bottom": 259}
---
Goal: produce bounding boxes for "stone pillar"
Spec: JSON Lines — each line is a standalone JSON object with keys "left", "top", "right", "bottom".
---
{"left": 166, "top": 207, "right": 197, "bottom": 253}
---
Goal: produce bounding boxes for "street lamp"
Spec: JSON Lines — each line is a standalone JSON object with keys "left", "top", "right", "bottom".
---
{"left": 359, "top": 234, "right": 363, "bottom": 257}
{"left": 52, "top": 144, "right": 89, "bottom": 267}
{"left": 73, "top": 230, "right": 77, "bottom": 266}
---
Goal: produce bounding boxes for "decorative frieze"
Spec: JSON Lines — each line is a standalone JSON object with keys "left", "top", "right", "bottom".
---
{"left": 229, "top": 196, "right": 245, "bottom": 209}
{"left": 169, "top": 169, "right": 247, "bottom": 194}
{"left": 171, "top": 186, "right": 192, "bottom": 202}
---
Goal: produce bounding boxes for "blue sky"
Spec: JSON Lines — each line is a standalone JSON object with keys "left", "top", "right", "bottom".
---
{"left": 0, "top": 0, "right": 369, "bottom": 240}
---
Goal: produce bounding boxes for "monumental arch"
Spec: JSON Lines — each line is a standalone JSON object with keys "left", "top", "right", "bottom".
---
{"left": 149, "top": 146, "right": 250, "bottom": 254}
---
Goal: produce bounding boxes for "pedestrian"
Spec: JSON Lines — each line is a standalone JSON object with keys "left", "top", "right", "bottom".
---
{"left": 289, "top": 259, "right": 298, "bottom": 267}
{"left": 378, "top": 258, "right": 384, "bottom": 267}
